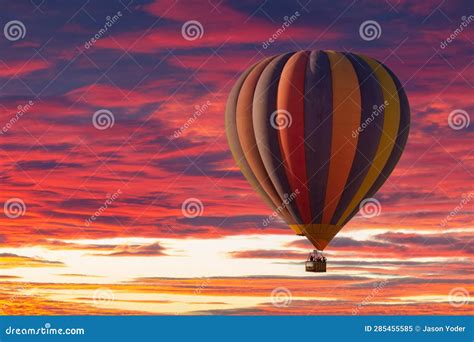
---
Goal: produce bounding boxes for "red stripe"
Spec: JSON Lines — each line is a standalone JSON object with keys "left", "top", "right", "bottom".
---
{"left": 277, "top": 51, "right": 312, "bottom": 224}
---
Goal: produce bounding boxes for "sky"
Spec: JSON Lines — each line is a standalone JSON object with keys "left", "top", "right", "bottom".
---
{"left": 0, "top": 0, "right": 473, "bottom": 315}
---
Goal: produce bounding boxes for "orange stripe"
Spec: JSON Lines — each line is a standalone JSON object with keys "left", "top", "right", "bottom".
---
{"left": 322, "top": 52, "right": 361, "bottom": 224}
{"left": 277, "top": 51, "right": 312, "bottom": 223}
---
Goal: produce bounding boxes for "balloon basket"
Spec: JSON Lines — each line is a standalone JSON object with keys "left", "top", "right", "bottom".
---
{"left": 305, "top": 250, "right": 327, "bottom": 272}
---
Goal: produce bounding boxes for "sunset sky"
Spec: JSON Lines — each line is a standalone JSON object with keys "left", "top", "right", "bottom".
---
{"left": 0, "top": 0, "right": 473, "bottom": 315}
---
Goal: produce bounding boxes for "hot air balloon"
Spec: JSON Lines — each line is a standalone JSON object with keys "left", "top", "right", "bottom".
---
{"left": 225, "top": 50, "right": 409, "bottom": 272}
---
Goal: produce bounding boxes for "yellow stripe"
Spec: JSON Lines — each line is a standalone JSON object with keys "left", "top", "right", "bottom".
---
{"left": 336, "top": 55, "right": 400, "bottom": 226}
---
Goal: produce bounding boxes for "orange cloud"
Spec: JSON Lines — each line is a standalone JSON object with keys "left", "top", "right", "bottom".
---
{"left": 0, "top": 253, "right": 64, "bottom": 269}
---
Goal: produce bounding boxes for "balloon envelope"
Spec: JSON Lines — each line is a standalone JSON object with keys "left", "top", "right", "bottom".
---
{"left": 225, "top": 50, "right": 409, "bottom": 250}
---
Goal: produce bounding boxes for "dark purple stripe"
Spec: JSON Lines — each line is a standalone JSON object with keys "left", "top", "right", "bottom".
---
{"left": 252, "top": 52, "right": 304, "bottom": 224}
{"left": 331, "top": 53, "right": 385, "bottom": 225}
{"left": 341, "top": 62, "right": 410, "bottom": 227}
{"left": 304, "top": 50, "right": 333, "bottom": 224}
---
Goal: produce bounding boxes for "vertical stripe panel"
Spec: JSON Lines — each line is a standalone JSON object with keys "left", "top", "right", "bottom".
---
{"left": 235, "top": 57, "right": 296, "bottom": 226}
{"left": 253, "top": 53, "right": 304, "bottom": 228}
{"left": 336, "top": 55, "right": 400, "bottom": 226}
{"left": 322, "top": 51, "right": 361, "bottom": 224}
{"left": 331, "top": 53, "right": 385, "bottom": 224}
{"left": 304, "top": 50, "right": 333, "bottom": 224}
{"left": 277, "top": 51, "right": 312, "bottom": 224}
{"left": 225, "top": 61, "right": 278, "bottom": 214}
{"left": 340, "top": 62, "right": 410, "bottom": 227}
